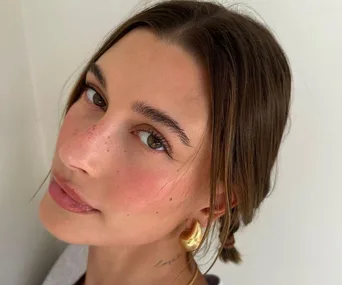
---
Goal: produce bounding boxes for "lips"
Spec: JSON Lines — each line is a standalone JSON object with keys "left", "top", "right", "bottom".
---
{"left": 48, "top": 175, "right": 97, "bottom": 213}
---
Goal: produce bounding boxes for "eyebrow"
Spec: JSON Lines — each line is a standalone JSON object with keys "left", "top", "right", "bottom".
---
{"left": 88, "top": 62, "right": 106, "bottom": 90}
{"left": 132, "top": 101, "right": 191, "bottom": 147}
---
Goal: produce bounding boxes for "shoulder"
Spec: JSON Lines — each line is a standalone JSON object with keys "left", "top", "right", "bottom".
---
{"left": 41, "top": 244, "right": 88, "bottom": 285}
{"left": 205, "top": 274, "right": 223, "bottom": 285}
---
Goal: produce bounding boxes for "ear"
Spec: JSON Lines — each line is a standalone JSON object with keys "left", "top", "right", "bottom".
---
{"left": 197, "top": 182, "right": 238, "bottom": 228}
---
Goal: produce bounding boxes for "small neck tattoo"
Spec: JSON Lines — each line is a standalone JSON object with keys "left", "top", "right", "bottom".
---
{"left": 154, "top": 252, "right": 182, "bottom": 267}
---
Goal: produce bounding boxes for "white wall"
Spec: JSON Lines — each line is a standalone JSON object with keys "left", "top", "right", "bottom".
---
{"left": 5, "top": 0, "right": 342, "bottom": 284}
{"left": 0, "top": 1, "right": 65, "bottom": 284}
{"left": 213, "top": 1, "right": 342, "bottom": 284}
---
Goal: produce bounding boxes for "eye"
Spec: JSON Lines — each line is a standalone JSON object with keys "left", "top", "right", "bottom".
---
{"left": 137, "top": 130, "right": 165, "bottom": 151}
{"left": 135, "top": 128, "right": 172, "bottom": 156}
{"left": 84, "top": 85, "right": 107, "bottom": 110}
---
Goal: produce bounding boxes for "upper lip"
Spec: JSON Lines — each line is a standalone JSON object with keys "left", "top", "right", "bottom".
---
{"left": 52, "top": 173, "right": 96, "bottom": 209}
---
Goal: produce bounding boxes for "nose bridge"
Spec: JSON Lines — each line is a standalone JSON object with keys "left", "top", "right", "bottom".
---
{"left": 59, "top": 119, "right": 118, "bottom": 177}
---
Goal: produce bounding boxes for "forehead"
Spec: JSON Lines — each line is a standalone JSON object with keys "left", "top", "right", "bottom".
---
{"left": 95, "top": 28, "right": 210, "bottom": 145}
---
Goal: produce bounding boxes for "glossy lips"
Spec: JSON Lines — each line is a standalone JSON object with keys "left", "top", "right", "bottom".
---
{"left": 48, "top": 177, "right": 96, "bottom": 213}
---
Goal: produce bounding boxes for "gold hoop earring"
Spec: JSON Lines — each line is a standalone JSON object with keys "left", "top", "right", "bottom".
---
{"left": 179, "top": 220, "right": 202, "bottom": 252}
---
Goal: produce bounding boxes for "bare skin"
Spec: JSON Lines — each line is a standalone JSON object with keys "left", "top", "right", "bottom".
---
{"left": 40, "top": 28, "right": 226, "bottom": 285}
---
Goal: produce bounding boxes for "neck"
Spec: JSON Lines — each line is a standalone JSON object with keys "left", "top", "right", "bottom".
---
{"left": 84, "top": 238, "right": 200, "bottom": 285}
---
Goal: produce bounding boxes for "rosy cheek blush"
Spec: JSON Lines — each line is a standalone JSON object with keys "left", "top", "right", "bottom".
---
{"left": 106, "top": 166, "right": 175, "bottom": 211}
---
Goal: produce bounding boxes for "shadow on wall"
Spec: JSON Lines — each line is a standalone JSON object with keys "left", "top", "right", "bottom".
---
{"left": 0, "top": 0, "right": 66, "bottom": 284}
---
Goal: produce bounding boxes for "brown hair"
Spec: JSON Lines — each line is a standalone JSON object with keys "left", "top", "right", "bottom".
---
{"left": 36, "top": 0, "right": 291, "bottom": 270}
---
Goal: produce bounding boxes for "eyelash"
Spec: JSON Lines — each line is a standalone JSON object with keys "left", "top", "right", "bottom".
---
{"left": 81, "top": 82, "right": 173, "bottom": 157}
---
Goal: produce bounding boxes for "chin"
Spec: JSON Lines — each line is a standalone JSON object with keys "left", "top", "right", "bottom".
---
{"left": 39, "top": 193, "right": 101, "bottom": 245}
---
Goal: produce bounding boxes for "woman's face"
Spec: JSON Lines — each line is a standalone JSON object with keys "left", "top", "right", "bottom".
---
{"left": 40, "top": 28, "right": 212, "bottom": 246}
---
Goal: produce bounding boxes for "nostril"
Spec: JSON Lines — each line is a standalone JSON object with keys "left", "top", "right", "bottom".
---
{"left": 68, "top": 163, "right": 88, "bottom": 175}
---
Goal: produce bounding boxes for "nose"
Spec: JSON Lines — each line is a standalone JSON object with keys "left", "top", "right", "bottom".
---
{"left": 58, "top": 122, "right": 117, "bottom": 178}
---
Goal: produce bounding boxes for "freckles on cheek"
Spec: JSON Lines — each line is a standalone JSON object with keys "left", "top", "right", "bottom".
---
{"left": 56, "top": 108, "right": 82, "bottom": 147}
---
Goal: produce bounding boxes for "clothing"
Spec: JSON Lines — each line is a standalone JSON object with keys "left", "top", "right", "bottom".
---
{"left": 41, "top": 244, "right": 222, "bottom": 285}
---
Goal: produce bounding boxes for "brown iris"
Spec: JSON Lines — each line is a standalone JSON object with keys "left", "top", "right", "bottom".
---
{"left": 147, "top": 135, "right": 163, "bottom": 149}
{"left": 93, "top": 93, "right": 106, "bottom": 107}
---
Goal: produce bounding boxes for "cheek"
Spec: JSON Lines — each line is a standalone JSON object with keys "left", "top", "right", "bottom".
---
{"left": 105, "top": 165, "right": 177, "bottom": 212}
{"left": 55, "top": 106, "right": 83, "bottom": 149}
{"left": 54, "top": 102, "right": 99, "bottom": 157}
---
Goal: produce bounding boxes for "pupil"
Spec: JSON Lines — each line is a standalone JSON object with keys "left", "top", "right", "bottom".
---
{"left": 94, "top": 94, "right": 105, "bottom": 107}
{"left": 147, "top": 135, "right": 162, "bottom": 149}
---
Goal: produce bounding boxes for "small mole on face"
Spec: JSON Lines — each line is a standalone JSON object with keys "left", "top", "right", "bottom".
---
{"left": 169, "top": 197, "right": 173, "bottom": 201}
{"left": 127, "top": 214, "right": 130, "bottom": 217}
{"left": 106, "top": 148, "right": 110, "bottom": 152}
{"left": 156, "top": 211, "right": 159, "bottom": 214}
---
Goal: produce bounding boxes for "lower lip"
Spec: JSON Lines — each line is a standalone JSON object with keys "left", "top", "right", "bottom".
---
{"left": 48, "top": 178, "right": 97, "bottom": 214}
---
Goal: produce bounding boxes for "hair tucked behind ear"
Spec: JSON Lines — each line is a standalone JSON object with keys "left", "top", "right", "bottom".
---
{"left": 34, "top": 0, "right": 291, "bottom": 269}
